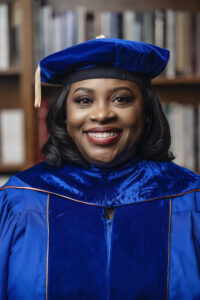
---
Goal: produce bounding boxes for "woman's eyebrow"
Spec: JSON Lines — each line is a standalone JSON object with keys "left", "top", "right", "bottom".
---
{"left": 73, "top": 86, "right": 134, "bottom": 95}
{"left": 110, "top": 87, "right": 133, "bottom": 93}
{"left": 73, "top": 87, "right": 94, "bottom": 94}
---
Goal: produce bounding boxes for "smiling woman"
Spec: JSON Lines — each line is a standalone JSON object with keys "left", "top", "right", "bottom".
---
{"left": 42, "top": 76, "right": 172, "bottom": 168}
{"left": 0, "top": 38, "right": 200, "bottom": 300}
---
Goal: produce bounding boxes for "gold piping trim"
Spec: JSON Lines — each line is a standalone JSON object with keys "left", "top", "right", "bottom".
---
{"left": 166, "top": 197, "right": 172, "bottom": 299}
{"left": 46, "top": 194, "right": 50, "bottom": 300}
{"left": 0, "top": 185, "right": 199, "bottom": 207}
{"left": 0, "top": 186, "right": 97, "bottom": 206}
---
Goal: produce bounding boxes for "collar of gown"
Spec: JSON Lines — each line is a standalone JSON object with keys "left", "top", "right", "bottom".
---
{"left": 8, "top": 156, "right": 200, "bottom": 207}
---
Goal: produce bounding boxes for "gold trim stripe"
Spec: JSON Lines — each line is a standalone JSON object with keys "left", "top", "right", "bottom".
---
{"left": 46, "top": 194, "right": 50, "bottom": 300}
{"left": 0, "top": 185, "right": 199, "bottom": 207}
{"left": 166, "top": 197, "right": 172, "bottom": 299}
{"left": 0, "top": 185, "right": 97, "bottom": 206}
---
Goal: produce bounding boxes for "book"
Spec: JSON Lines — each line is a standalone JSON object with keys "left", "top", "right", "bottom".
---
{"left": 168, "top": 103, "right": 185, "bottom": 166}
{"left": 100, "top": 11, "right": 112, "bottom": 38}
{"left": 165, "top": 102, "right": 196, "bottom": 170}
{"left": 10, "top": 0, "right": 22, "bottom": 67}
{"left": 62, "top": 10, "right": 77, "bottom": 48}
{"left": 184, "top": 12, "right": 192, "bottom": 75}
{"left": 110, "top": 12, "right": 121, "bottom": 38}
{"left": 0, "top": 109, "right": 25, "bottom": 164}
{"left": 196, "top": 13, "right": 200, "bottom": 75}
{"left": 142, "top": 11, "right": 154, "bottom": 44}
{"left": 76, "top": 6, "right": 87, "bottom": 43}
{"left": 154, "top": 10, "right": 165, "bottom": 47}
{"left": 165, "top": 10, "right": 176, "bottom": 78}
{"left": 122, "top": 10, "right": 136, "bottom": 40}
{"left": 101, "top": 11, "right": 121, "bottom": 38}
{"left": 182, "top": 105, "right": 195, "bottom": 170}
{"left": 52, "top": 11, "right": 63, "bottom": 53}
{"left": 175, "top": 11, "right": 186, "bottom": 75}
{"left": 0, "top": 4, "right": 10, "bottom": 69}
{"left": 40, "top": 5, "right": 53, "bottom": 57}
{"left": 86, "top": 12, "right": 95, "bottom": 40}
{"left": 134, "top": 12, "right": 143, "bottom": 41}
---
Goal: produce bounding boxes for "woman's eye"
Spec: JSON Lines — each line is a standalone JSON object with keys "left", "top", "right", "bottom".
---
{"left": 74, "top": 97, "right": 92, "bottom": 105}
{"left": 112, "top": 96, "right": 134, "bottom": 105}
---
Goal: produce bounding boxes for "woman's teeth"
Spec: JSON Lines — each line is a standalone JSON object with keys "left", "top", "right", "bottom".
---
{"left": 88, "top": 132, "right": 118, "bottom": 138}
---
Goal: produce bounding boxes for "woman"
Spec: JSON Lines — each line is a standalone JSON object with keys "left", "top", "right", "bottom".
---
{"left": 0, "top": 38, "right": 200, "bottom": 300}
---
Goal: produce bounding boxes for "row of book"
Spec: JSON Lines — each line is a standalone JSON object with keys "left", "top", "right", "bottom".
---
{"left": 33, "top": 6, "right": 200, "bottom": 78}
{"left": 1, "top": 1, "right": 200, "bottom": 78}
{"left": 162, "top": 102, "right": 200, "bottom": 171}
{"left": 0, "top": 2, "right": 22, "bottom": 70}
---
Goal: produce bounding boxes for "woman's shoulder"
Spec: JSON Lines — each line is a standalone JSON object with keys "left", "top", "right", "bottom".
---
{"left": 141, "top": 159, "right": 200, "bottom": 184}
{"left": 0, "top": 162, "right": 49, "bottom": 218}
{"left": 132, "top": 158, "right": 200, "bottom": 201}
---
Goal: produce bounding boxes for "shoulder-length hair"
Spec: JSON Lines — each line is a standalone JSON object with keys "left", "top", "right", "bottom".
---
{"left": 42, "top": 84, "right": 174, "bottom": 166}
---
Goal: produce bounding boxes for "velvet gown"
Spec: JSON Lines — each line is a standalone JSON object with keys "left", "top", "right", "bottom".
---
{"left": 0, "top": 157, "right": 200, "bottom": 299}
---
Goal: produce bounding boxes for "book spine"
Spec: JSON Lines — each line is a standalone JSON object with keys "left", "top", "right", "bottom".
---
{"left": 76, "top": 6, "right": 86, "bottom": 43}
{"left": 142, "top": 11, "right": 154, "bottom": 44}
{"left": 196, "top": 13, "right": 200, "bottom": 76}
{"left": 0, "top": 109, "right": 25, "bottom": 164}
{"left": 165, "top": 10, "right": 176, "bottom": 78}
{"left": 154, "top": 10, "right": 165, "bottom": 47}
{"left": 0, "top": 4, "right": 10, "bottom": 69}
{"left": 175, "top": 11, "right": 186, "bottom": 75}
{"left": 122, "top": 10, "right": 136, "bottom": 40}
{"left": 10, "top": 1, "right": 22, "bottom": 67}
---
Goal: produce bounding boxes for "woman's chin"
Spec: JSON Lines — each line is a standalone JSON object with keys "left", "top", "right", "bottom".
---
{"left": 85, "top": 152, "right": 135, "bottom": 168}
{"left": 87, "top": 157, "right": 117, "bottom": 168}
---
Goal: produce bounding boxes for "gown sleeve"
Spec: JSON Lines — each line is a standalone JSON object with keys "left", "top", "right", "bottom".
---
{"left": 0, "top": 187, "right": 23, "bottom": 299}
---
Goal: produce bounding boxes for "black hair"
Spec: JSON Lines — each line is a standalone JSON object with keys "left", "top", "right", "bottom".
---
{"left": 42, "top": 84, "right": 174, "bottom": 167}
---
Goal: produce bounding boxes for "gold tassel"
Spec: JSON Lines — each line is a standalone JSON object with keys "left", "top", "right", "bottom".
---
{"left": 95, "top": 34, "right": 106, "bottom": 39}
{"left": 35, "top": 65, "right": 41, "bottom": 108}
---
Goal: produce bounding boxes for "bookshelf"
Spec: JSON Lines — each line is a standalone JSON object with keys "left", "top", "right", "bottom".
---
{"left": 0, "top": 0, "right": 200, "bottom": 173}
{"left": 0, "top": 0, "right": 35, "bottom": 173}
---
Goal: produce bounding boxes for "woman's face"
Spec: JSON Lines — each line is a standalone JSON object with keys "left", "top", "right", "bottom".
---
{"left": 66, "top": 78, "right": 144, "bottom": 167}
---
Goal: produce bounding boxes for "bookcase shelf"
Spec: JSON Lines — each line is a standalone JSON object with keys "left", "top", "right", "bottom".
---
{"left": 0, "top": 163, "right": 24, "bottom": 173}
{"left": 0, "top": 68, "right": 21, "bottom": 76}
{"left": 153, "top": 76, "right": 200, "bottom": 86}
{"left": 0, "top": 0, "right": 200, "bottom": 174}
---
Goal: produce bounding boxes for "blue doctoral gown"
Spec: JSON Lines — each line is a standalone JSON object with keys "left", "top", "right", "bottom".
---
{"left": 0, "top": 157, "right": 200, "bottom": 299}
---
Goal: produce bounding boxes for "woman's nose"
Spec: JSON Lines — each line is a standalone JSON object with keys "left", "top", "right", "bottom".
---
{"left": 89, "top": 102, "right": 117, "bottom": 122}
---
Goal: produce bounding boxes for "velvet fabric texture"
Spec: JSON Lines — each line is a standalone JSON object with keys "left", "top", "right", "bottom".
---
{"left": 48, "top": 195, "right": 169, "bottom": 300}
{"left": 14, "top": 156, "right": 200, "bottom": 206}
{"left": 0, "top": 158, "right": 200, "bottom": 299}
{"left": 39, "top": 38, "right": 170, "bottom": 85}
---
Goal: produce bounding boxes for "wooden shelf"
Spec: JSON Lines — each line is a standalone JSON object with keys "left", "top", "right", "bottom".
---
{"left": 0, "top": 163, "right": 24, "bottom": 173}
{"left": 153, "top": 76, "right": 200, "bottom": 86}
{"left": 0, "top": 68, "right": 21, "bottom": 76}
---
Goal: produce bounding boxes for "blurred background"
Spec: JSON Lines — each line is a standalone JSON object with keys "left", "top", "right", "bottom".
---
{"left": 0, "top": 0, "right": 200, "bottom": 184}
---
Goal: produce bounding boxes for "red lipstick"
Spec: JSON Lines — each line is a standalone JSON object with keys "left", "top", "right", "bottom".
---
{"left": 84, "top": 127, "right": 122, "bottom": 145}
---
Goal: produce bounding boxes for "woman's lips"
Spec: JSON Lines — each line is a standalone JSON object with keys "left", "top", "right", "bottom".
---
{"left": 84, "top": 127, "right": 122, "bottom": 145}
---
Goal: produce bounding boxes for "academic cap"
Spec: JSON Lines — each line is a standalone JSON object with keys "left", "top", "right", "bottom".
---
{"left": 35, "top": 37, "right": 170, "bottom": 108}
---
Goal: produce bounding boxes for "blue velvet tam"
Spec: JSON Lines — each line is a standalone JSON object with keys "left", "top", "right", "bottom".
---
{"left": 35, "top": 37, "right": 170, "bottom": 108}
